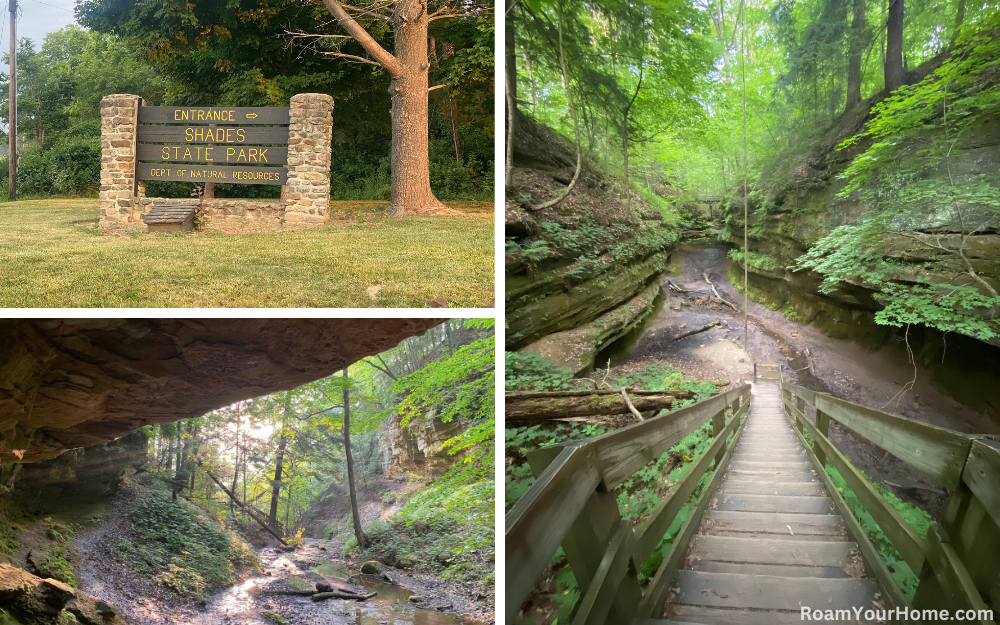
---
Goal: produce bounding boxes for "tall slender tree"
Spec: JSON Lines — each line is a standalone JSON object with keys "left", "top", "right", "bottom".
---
{"left": 342, "top": 369, "right": 366, "bottom": 549}
{"left": 885, "top": 0, "right": 905, "bottom": 92}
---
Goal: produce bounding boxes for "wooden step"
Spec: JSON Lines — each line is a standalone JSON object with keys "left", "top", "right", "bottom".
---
{"left": 723, "top": 470, "right": 818, "bottom": 481}
{"left": 690, "top": 561, "right": 852, "bottom": 577}
{"left": 728, "top": 460, "right": 814, "bottom": 470}
{"left": 671, "top": 570, "right": 878, "bottom": 611}
{"left": 638, "top": 604, "right": 879, "bottom": 624}
{"left": 717, "top": 480, "right": 824, "bottom": 496}
{"left": 706, "top": 511, "right": 845, "bottom": 535}
{"left": 687, "top": 535, "right": 858, "bottom": 567}
{"left": 714, "top": 493, "right": 834, "bottom": 513}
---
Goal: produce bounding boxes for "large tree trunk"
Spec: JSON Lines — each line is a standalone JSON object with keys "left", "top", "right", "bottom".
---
{"left": 884, "top": 0, "right": 905, "bottom": 92}
{"left": 343, "top": 370, "right": 366, "bottom": 549}
{"left": 385, "top": 0, "right": 450, "bottom": 216}
{"left": 846, "top": 0, "right": 866, "bottom": 108}
{"left": 951, "top": 0, "right": 966, "bottom": 44}
{"left": 505, "top": 389, "right": 695, "bottom": 423}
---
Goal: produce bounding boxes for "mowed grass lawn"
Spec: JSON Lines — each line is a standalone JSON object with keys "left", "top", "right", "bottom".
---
{"left": 0, "top": 199, "right": 494, "bottom": 308}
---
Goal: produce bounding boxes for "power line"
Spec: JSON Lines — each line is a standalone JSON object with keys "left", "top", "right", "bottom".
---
{"left": 27, "top": 0, "right": 71, "bottom": 11}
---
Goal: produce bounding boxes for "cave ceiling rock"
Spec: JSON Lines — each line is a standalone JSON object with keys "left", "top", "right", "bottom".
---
{"left": 0, "top": 318, "right": 443, "bottom": 463}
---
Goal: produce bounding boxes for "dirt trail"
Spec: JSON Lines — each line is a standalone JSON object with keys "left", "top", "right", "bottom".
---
{"left": 609, "top": 242, "right": 1000, "bottom": 518}
{"left": 70, "top": 482, "right": 488, "bottom": 625}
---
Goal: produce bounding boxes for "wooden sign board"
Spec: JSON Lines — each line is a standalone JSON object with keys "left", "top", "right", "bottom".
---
{"left": 137, "top": 144, "right": 288, "bottom": 165}
{"left": 138, "top": 106, "right": 290, "bottom": 125}
{"left": 137, "top": 163, "right": 287, "bottom": 186}
{"left": 137, "top": 126, "right": 289, "bottom": 145}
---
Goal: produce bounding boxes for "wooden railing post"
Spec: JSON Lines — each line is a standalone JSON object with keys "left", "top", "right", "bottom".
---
{"left": 815, "top": 409, "right": 830, "bottom": 468}
{"left": 712, "top": 408, "right": 726, "bottom": 466}
{"left": 526, "top": 447, "right": 642, "bottom": 623}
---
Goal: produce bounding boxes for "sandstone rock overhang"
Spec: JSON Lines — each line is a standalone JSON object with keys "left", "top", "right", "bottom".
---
{"left": 0, "top": 318, "right": 443, "bottom": 463}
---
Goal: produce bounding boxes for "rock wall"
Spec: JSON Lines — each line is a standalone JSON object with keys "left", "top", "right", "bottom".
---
{"left": 721, "top": 98, "right": 1000, "bottom": 347}
{"left": 505, "top": 112, "right": 678, "bottom": 368}
{"left": 0, "top": 319, "right": 441, "bottom": 463}
{"left": 385, "top": 410, "right": 468, "bottom": 478}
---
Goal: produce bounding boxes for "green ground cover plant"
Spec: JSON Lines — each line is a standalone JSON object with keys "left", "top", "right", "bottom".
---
{"left": 505, "top": 358, "right": 724, "bottom": 623}
{"left": 350, "top": 446, "right": 494, "bottom": 587}
{"left": 0, "top": 199, "right": 492, "bottom": 307}
{"left": 110, "top": 486, "right": 260, "bottom": 598}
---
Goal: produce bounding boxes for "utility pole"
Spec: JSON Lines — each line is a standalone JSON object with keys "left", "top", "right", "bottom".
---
{"left": 8, "top": 0, "right": 15, "bottom": 201}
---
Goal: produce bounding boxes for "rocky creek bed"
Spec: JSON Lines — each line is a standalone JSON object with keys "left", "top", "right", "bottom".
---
{"left": 66, "top": 483, "right": 490, "bottom": 625}
{"left": 597, "top": 242, "right": 1000, "bottom": 519}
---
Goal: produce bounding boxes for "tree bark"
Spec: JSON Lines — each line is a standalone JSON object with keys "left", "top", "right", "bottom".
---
{"left": 504, "top": 390, "right": 693, "bottom": 423}
{"left": 951, "top": 0, "right": 966, "bottom": 44}
{"left": 198, "top": 460, "right": 287, "bottom": 545}
{"left": 269, "top": 398, "right": 290, "bottom": 529}
{"left": 343, "top": 369, "right": 367, "bottom": 549}
{"left": 884, "top": 0, "right": 905, "bottom": 92}
{"left": 505, "top": 0, "right": 517, "bottom": 181}
{"left": 321, "top": 0, "right": 453, "bottom": 216}
{"left": 846, "top": 0, "right": 866, "bottom": 108}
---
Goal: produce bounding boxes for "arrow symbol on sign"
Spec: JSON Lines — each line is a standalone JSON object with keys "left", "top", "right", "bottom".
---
{"left": 246, "top": 113, "right": 258, "bottom": 119}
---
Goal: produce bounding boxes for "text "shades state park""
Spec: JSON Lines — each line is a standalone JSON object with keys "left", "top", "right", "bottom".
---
{"left": 136, "top": 106, "right": 289, "bottom": 185}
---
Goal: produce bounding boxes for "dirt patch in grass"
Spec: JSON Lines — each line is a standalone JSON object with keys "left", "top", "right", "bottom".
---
{"left": 0, "top": 198, "right": 494, "bottom": 307}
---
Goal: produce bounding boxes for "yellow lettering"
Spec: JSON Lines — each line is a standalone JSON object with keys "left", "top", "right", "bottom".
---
{"left": 259, "top": 149, "right": 268, "bottom": 163}
{"left": 161, "top": 147, "right": 169, "bottom": 160}
{"left": 237, "top": 129, "right": 245, "bottom": 142}
{"left": 225, "top": 128, "right": 234, "bottom": 143}
{"left": 197, "top": 110, "right": 205, "bottom": 121}
{"left": 206, "top": 147, "right": 213, "bottom": 162}
{"left": 234, "top": 148, "right": 244, "bottom": 162}
{"left": 185, "top": 128, "right": 193, "bottom": 142}
{"left": 173, "top": 110, "right": 180, "bottom": 121}
{"left": 226, "top": 148, "right": 235, "bottom": 161}
{"left": 228, "top": 111, "right": 234, "bottom": 121}
{"left": 183, "top": 148, "right": 192, "bottom": 160}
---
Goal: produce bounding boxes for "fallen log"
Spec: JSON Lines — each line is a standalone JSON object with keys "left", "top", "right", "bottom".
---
{"left": 505, "top": 390, "right": 694, "bottom": 423}
{"left": 311, "top": 591, "right": 376, "bottom": 602}
{"left": 702, "top": 273, "right": 738, "bottom": 311}
{"left": 260, "top": 590, "right": 317, "bottom": 596}
{"left": 665, "top": 279, "right": 686, "bottom": 293}
{"left": 674, "top": 321, "right": 720, "bottom": 340}
{"left": 195, "top": 459, "right": 287, "bottom": 545}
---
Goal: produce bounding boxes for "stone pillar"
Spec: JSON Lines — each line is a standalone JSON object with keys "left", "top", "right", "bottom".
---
{"left": 283, "top": 93, "right": 333, "bottom": 224}
{"left": 98, "top": 94, "right": 142, "bottom": 226}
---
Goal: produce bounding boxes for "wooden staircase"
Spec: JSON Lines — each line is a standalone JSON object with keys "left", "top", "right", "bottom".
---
{"left": 650, "top": 381, "right": 881, "bottom": 624}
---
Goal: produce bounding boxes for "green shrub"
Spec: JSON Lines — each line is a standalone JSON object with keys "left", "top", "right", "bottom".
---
{"left": 110, "top": 489, "right": 260, "bottom": 598}
{"left": 505, "top": 351, "right": 575, "bottom": 391}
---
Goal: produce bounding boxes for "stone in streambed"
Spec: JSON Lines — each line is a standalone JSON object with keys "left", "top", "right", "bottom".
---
{"left": 408, "top": 595, "right": 425, "bottom": 602}
{"left": 360, "top": 561, "right": 380, "bottom": 574}
{"left": 316, "top": 582, "right": 333, "bottom": 593}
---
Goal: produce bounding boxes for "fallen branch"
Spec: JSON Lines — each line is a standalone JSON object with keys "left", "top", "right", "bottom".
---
{"left": 505, "top": 390, "right": 693, "bottom": 423}
{"left": 703, "top": 272, "right": 738, "bottom": 311}
{"left": 619, "top": 389, "right": 645, "bottom": 421}
{"left": 195, "top": 460, "right": 287, "bottom": 545}
{"left": 665, "top": 279, "right": 686, "bottom": 293}
{"left": 312, "top": 591, "right": 376, "bottom": 602}
{"left": 674, "top": 321, "right": 721, "bottom": 340}
{"left": 260, "top": 590, "right": 317, "bottom": 596}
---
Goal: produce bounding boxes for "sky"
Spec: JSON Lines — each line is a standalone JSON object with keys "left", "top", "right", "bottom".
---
{"left": 1, "top": 0, "right": 78, "bottom": 74}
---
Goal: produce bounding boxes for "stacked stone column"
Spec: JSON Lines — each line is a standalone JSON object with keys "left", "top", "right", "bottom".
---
{"left": 98, "top": 94, "right": 142, "bottom": 226}
{"left": 282, "top": 93, "right": 334, "bottom": 224}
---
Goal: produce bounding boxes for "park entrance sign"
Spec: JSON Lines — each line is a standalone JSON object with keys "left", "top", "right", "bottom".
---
{"left": 136, "top": 106, "right": 290, "bottom": 186}
{"left": 99, "top": 94, "right": 334, "bottom": 230}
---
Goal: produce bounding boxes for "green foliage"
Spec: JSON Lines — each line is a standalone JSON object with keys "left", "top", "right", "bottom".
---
{"left": 504, "top": 351, "right": 575, "bottom": 391}
{"left": 824, "top": 464, "right": 930, "bottom": 599}
{"left": 29, "top": 546, "right": 77, "bottom": 587}
{"left": 262, "top": 611, "right": 289, "bottom": 625}
{"left": 793, "top": 12, "right": 1000, "bottom": 340}
{"left": 392, "top": 320, "right": 494, "bottom": 452}
{"left": 728, "top": 248, "right": 779, "bottom": 272}
{"left": 352, "top": 446, "right": 494, "bottom": 586}
{"left": 111, "top": 488, "right": 260, "bottom": 598}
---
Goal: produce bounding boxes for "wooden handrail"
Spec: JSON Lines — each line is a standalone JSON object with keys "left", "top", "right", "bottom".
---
{"left": 505, "top": 384, "right": 752, "bottom": 624}
{"left": 779, "top": 380, "right": 999, "bottom": 624}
